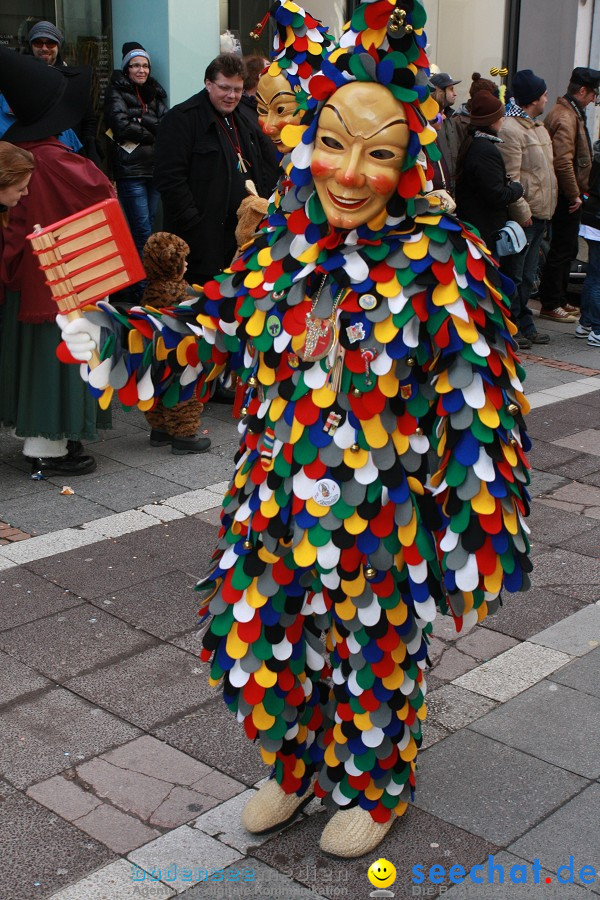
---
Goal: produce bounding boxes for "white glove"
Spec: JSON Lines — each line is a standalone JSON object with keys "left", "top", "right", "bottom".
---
{"left": 57, "top": 314, "right": 101, "bottom": 362}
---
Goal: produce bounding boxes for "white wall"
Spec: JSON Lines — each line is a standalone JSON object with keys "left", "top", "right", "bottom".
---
{"left": 424, "top": 0, "right": 508, "bottom": 106}
{"left": 111, "top": 0, "right": 219, "bottom": 106}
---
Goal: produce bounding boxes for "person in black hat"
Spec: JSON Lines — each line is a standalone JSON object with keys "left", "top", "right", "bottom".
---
{"left": 22, "top": 20, "right": 102, "bottom": 166}
{"left": 0, "top": 47, "right": 115, "bottom": 477}
{"left": 537, "top": 66, "right": 600, "bottom": 323}
{"left": 455, "top": 90, "right": 523, "bottom": 252}
{"left": 430, "top": 71, "right": 461, "bottom": 118}
{"left": 499, "top": 69, "right": 555, "bottom": 348}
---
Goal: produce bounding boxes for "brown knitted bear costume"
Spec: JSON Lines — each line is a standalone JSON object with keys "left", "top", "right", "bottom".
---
{"left": 142, "top": 233, "right": 205, "bottom": 443}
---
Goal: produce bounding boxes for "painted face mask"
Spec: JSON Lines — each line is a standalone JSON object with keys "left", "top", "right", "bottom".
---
{"left": 256, "top": 71, "right": 303, "bottom": 153}
{"left": 311, "top": 81, "right": 410, "bottom": 230}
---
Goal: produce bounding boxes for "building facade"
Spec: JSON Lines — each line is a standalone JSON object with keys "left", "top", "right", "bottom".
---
{"left": 0, "top": 1, "right": 598, "bottom": 136}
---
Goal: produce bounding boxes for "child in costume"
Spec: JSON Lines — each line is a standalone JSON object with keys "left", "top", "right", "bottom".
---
{"left": 141, "top": 232, "right": 210, "bottom": 454}
{"left": 59, "top": 0, "right": 531, "bottom": 859}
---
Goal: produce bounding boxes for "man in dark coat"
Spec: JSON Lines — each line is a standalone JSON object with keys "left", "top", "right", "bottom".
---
{"left": 154, "top": 54, "right": 279, "bottom": 287}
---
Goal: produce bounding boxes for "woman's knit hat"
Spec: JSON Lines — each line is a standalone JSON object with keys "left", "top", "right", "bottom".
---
{"left": 469, "top": 89, "right": 504, "bottom": 126}
{"left": 122, "top": 42, "right": 150, "bottom": 71}
{"left": 469, "top": 72, "right": 498, "bottom": 98}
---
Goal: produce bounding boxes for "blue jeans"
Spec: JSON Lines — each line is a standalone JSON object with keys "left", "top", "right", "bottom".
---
{"left": 116, "top": 177, "right": 159, "bottom": 261}
{"left": 580, "top": 238, "right": 600, "bottom": 332}
{"left": 501, "top": 218, "right": 548, "bottom": 336}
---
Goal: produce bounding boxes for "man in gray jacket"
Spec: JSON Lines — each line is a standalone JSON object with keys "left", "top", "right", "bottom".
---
{"left": 500, "top": 69, "right": 557, "bottom": 347}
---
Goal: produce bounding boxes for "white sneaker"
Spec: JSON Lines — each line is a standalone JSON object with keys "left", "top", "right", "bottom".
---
{"left": 575, "top": 323, "right": 592, "bottom": 338}
{"left": 587, "top": 331, "right": 600, "bottom": 347}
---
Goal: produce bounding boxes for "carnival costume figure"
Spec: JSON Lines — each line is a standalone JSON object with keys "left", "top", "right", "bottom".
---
{"left": 59, "top": 0, "right": 531, "bottom": 858}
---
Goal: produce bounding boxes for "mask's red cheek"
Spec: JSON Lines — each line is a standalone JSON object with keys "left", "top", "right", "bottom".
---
{"left": 310, "top": 157, "right": 335, "bottom": 178}
{"left": 368, "top": 173, "right": 399, "bottom": 195}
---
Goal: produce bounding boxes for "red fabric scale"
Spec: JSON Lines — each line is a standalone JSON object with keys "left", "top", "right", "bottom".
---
{"left": 238, "top": 616, "right": 262, "bottom": 643}
{"left": 371, "top": 803, "right": 392, "bottom": 823}
{"left": 118, "top": 372, "right": 140, "bottom": 406}
{"left": 364, "top": 1, "right": 393, "bottom": 29}
{"left": 475, "top": 537, "right": 498, "bottom": 575}
{"left": 370, "top": 503, "right": 395, "bottom": 538}
{"left": 377, "top": 625, "right": 401, "bottom": 653}
{"left": 371, "top": 571, "right": 395, "bottom": 598}
{"left": 295, "top": 394, "right": 321, "bottom": 425}
{"left": 278, "top": 669, "right": 295, "bottom": 691}
{"left": 243, "top": 677, "right": 265, "bottom": 705}
{"left": 432, "top": 259, "right": 455, "bottom": 285}
{"left": 304, "top": 457, "right": 327, "bottom": 479}
{"left": 337, "top": 702, "right": 354, "bottom": 721}
{"left": 359, "top": 689, "right": 380, "bottom": 712}
{"left": 379, "top": 746, "right": 399, "bottom": 770}
{"left": 244, "top": 718, "right": 258, "bottom": 740}
{"left": 371, "top": 654, "right": 395, "bottom": 678}
{"left": 273, "top": 558, "right": 295, "bottom": 585}
{"left": 348, "top": 772, "right": 371, "bottom": 790}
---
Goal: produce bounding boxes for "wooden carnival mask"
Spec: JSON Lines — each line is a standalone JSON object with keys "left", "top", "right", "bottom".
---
{"left": 310, "top": 81, "right": 410, "bottom": 230}
{"left": 256, "top": 72, "right": 303, "bottom": 153}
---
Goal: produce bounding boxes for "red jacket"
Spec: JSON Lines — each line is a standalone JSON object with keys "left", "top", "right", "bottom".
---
{"left": 1, "top": 138, "right": 114, "bottom": 323}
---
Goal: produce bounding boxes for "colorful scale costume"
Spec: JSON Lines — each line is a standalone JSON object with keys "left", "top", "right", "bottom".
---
{"left": 65, "top": 0, "right": 531, "bottom": 831}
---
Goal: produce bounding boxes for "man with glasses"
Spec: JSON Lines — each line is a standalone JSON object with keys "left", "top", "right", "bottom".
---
{"left": 154, "top": 54, "right": 278, "bottom": 288}
{"left": 538, "top": 66, "right": 600, "bottom": 323}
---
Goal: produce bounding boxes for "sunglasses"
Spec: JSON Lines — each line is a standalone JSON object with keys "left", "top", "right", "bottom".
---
{"left": 32, "top": 39, "right": 58, "bottom": 48}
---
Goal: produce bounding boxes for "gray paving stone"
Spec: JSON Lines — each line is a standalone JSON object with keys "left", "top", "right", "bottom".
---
{"left": 128, "top": 824, "right": 243, "bottom": 893}
{"left": 454, "top": 642, "right": 570, "bottom": 702}
{"left": 0, "top": 570, "right": 82, "bottom": 631}
{"left": 527, "top": 469, "right": 569, "bottom": 498}
{"left": 251, "top": 803, "right": 496, "bottom": 897}
{"left": 75, "top": 468, "right": 191, "bottom": 513}
{"left": 49, "top": 859, "right": 176, "bottom": 899}
{"left": 470, "top": 680, "right": 600, "bottom": 779}
{"left": 66, "top": 644, "right": 214, "bottom": 730}
{"left": 27, "top": 773, "right": 102, "bottom": 821}
{"left": 444, "top": 851, "right": 596, "bottom": 897}
{"left": 0, "top": 604, "right": 156, "bottom": 680}
{"left": 430, "top": 646, "right": 479, "bottom": 682}
{"left": 0, "top": 462, "right": 55, "bottom": 500}
{"left": 549, "top": 646, "right": 600, "bottom": 697}
{"left": 481, "top": 587, "right": 587, "bottom": 640}
{"left": 526, "top": 546, "right": 600, "bottom": 602}
{"left": 112, "top": 515, "right": 220, "bottom": 580}
{"left": 426, "top": 684, "right": 498, "bottom": 732}
{"left": 181, "top": 859, "right": 327, "bottom": 899}
{"left": 529, "top": 603, "right": 600, "bottom": 656}
{"left": 26, "top": 536, "right": 176, "bottom": 599}
{"left": 527, "top": 501, "right": 600, "bottom": 546}
{"left": 0, "top": 687, "right": 140, "bottom": 788}
{"left": 155, "top": 698, "right": 267, "bottom": 787}
{"left": 0, "top": 784, "right": 115, "bottom": 900}
{"left": 454, "top": 629, "right": 518, "bottom": 661}
{"left": 90, "top": 570, "right": 201, "bottom": 641}
{"left": 193, "top": 787, "right": 278, "bottom": 854}
{"left": 509, "top": 784, "right": 600, "bottom": 893}
{"left": 142, "top": 454, "right": 236, "bottom": 489}
{"left": 526, "top": 401, "right": 599, "bottom": 441}
{"left": 0, "top": 491, "right": 114, "bottom": 535}
{"left": 0, "top": 649, "right": 50, "bottom": 704}
{"left": 414, "top": 730, "right": 585, "bottom": 844}
{"left": 554, "top": 428, "right": 600, "bottom": 456}
{"left": 556, "top": 523, "right": 600, "bottom": 558}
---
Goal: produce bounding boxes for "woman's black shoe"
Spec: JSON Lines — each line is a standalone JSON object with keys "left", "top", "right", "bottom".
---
{"left": 29, "top": 452, "right": 97, "bottom": 479}
{"left": 149, "top": 429, "right": 172, "bottom": 446}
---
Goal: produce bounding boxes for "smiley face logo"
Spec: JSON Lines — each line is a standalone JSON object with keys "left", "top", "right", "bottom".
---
{"left": 368, "top": 858, "right": 397, "bottom": 889}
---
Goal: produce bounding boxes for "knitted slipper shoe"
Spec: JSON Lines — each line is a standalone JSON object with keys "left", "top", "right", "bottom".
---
{"left": 319, "top": 808, "right": 397, "bottom": 858}
{"left": 241, "top": 779, "right": 313, "bottom": 835}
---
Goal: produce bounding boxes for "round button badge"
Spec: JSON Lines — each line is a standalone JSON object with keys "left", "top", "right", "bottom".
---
{"left": 313, "top": 479, "right": 341, "bottom": 507}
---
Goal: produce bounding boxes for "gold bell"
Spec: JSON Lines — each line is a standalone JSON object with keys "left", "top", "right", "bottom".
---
{"left": 243, "top": 539, "right": 253, "bottom": 550}
{"left": 407, "top": 357, "right": 416, "bottom": 367}
{"left": 241, "top": 407, "right": 248, "bottom": 417}
{"left": 415, "top": 427, "right": 423, "bottom": 436}
{"left": 352, "top": 387, "right": 362, "bottom": 396}
{"left": 351, "top": 443, "right": 360, "bottom": 453}
{"left": 510, "top": 438, "right": 518, "bottom": 446}
{"left": 364, "top": 565, "right": 376, "bottom": 581}
{"left": 247, "top": 375, "right": 258, "bottom": 388}
{"left": 507, "top": 403, "right": 519, "bottom": 415}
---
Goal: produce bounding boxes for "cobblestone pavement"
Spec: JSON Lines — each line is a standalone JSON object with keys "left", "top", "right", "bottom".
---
{"left": 0, "top": 310, "right": 599, "bottom": 899}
